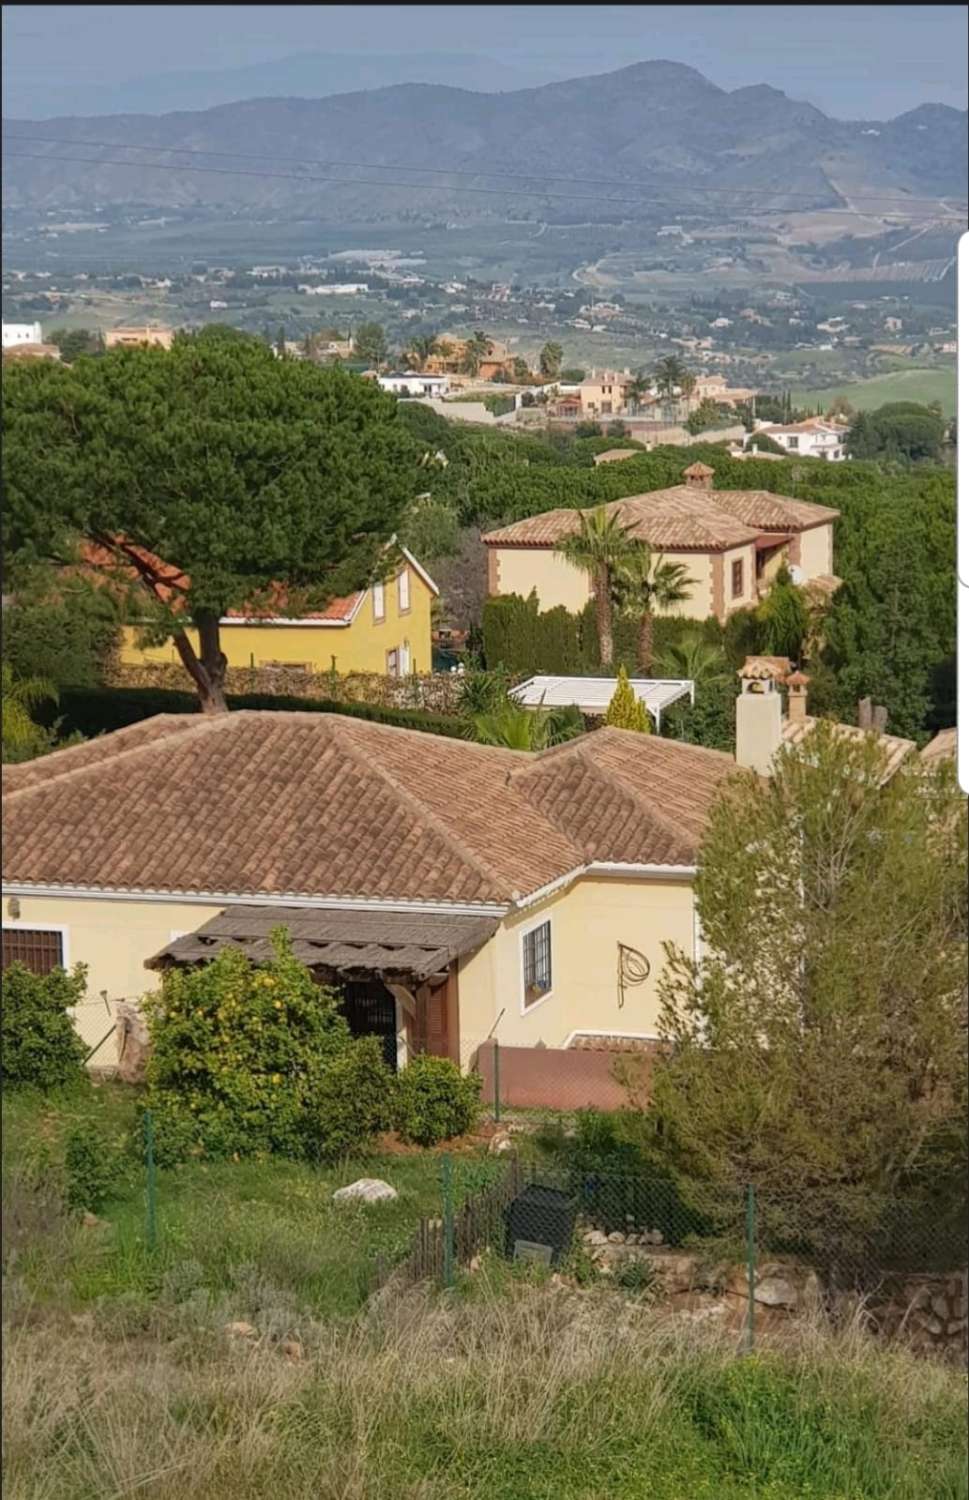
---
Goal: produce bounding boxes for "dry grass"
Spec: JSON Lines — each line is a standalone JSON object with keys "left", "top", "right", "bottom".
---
{"left": 4, "top": 1273, "right": 967, "bottom": 1500}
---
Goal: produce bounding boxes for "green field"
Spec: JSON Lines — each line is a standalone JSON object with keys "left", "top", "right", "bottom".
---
{"left": 792, "top": 367, "right": 956, "bottom": 417}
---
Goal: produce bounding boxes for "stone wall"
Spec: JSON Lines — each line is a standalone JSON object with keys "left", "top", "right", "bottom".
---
{"left": 578, "top": 1226, "right": 968, "bottom": 1362}
{"left": 107, "top": 661, "right": 465, "bottom": 715}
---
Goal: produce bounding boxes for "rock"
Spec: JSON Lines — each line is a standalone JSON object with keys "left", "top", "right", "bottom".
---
{"left": 607, "top": 1232, "right": 626, "bottom": 1244}
{"left": 280, "top": 1340, "right": 303, "bottom": 1362}
{"left": 955, "top": 1297, "right": 968, "bottom": 1320}
{"left": 649, "top": 1230, "right": 665, "bottom": 1246}
{"left": 583, "top": 1230, "right": 608, "bottom": 1247}
{"left": 923, "top": 1317, "right": 945, "bottom": 1337}
{"left": 469, "top": 1254, "right": 482, "bottom": 1273}
{"left": 801, "top": 1270, "right": 824, "bottom": 1312}
{"left": 225, "top": 1321, "right": 258, "bottom": 1339}
{"left": 490, "top": 1136, "right": 513, "bottom": 1155}
{"left": 907, "top": 1285, "right": 932, "bottom": 1312}
{"left": 332, "top": 1178, "right": 398, "bottom": 1204}
{"left": 116, "top": 1000, "right": 151, "bottom": 1085}
{"left": 946, "top": 1319, "right": 967, "bottom": 1336}
{"left": 754, "top": 1276, "right": 798, "bottom": 1309}
{"left": 930, "top": 1294, "right": 950, "bottom": 1320}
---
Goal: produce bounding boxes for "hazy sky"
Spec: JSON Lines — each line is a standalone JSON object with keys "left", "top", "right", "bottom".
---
{"left": 3, "top": 4, "right": 967, "bottom": 119}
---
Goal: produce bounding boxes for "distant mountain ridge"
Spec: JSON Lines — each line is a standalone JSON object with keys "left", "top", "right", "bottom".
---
{"left": 3, "top": 60, "right": 966, "bottom": 222}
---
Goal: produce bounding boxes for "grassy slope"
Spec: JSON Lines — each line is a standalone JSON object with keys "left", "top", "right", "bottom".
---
{"left": 792, "top": 367, "right": 956, "bottom": 416}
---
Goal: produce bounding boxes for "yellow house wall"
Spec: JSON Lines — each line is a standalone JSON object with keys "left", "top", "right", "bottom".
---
{"left": 798, "top": 524, "right": 834, "bottom": 578}
{"left": 118, "top": 563, "right": 434, "bottom": 676}
{"left": 661, "top": 551, "right": 713, "bottom": 620}
{"left": 723, "top": 543, "right": 758, "bottom": 616}
{"left": 492, "top": 547, "right": 592, "bottom": 612}
{"left": 456, "top": 875, "right": 696, "bottom": 1068}
{"left": 1, "top": 894, "right": 223, "bottom": 1055}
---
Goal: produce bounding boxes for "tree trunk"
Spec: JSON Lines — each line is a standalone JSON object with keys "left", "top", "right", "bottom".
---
{"left": 173, "top": 611, "right": 228, "bottom": 714}
{"left": 638, "top": 610, "right": 654, "bottom": 673}
{"left": 595, "top": 564, "right": 614, "bottom": 667}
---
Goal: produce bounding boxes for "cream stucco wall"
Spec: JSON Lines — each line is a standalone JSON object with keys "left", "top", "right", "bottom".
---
{"left": 662, "top": 551, "right": 713, "bottom": 620}
{"left": 2, "top": 895, "right": 222, "bottom": 1057}
{"left": 798, "top": 524, "right": 834, "bottom": 579}
{"left": 119, "top": 562, "right": 434, "bottom": 676}
{"left": 456, "top": 874, "right": 696, "bottom": 1068}
{"left": 492, "top": 547, "right": 592, "bottom": 613}
{"left": 722, "top": 543, "right": 758, "bottom": 616}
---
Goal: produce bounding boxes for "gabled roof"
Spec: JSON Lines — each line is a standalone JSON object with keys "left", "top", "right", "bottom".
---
{"left": 2, "top": 712, "right": 736, "bottom": 907}
{"left": 781, "top": 716, "right": 916, "bottom": 784}
{"left": 482, "top": 482, "right": 838, "bottom": 553}
{"left": 920, "top": 728, "right": 957, "bottom": 766}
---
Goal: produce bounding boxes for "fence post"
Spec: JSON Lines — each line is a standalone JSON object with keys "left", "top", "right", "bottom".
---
{"left": 442, "top": 1153, "right": 455, "bottom": 1289}
{"left": 493, "top": 1038, "right": 501, "bottom": 1124}
{"left": 144, "top": 1108, "right": 158, "bottom": 1253}
{"left": 745, "top": 1183, "right": 756, "bottom": 1354}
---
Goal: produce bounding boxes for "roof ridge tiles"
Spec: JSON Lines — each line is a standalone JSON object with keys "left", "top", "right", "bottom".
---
{"left": 1, "top": 713, "right": 229, "bottom": 799}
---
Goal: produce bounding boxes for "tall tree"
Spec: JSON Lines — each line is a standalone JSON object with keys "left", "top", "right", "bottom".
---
{"left": 1, "top": 663, "right": 58, "bottom": 762}
{"left": 353, "top": 321, "right": 388, "bottom": 370}
{"left": 462, "top": 330, "right": 493, "bottom": 377}
{"left": 604, "top": 666, "right": 651, "bottom": 732}
{"left": 757, "top": 564, "right": 810, "bottom": 661}
{"left": 539, "top": 341, "right": 563, "bottom": 380}
{"left": 555, "top": 507, "right": 635, "bottom": 667}
{"left": 624, "top": 369, "right": 652, "bottom": 413}
{"left": 639, "top": 725, "right": 967, "bottom": 1264}
{"left": 405, "top": 334, "right": 443, "bottom": 372}
{"left": 613, "top": 545, "right": 695, "bottom": 672}
{"left": 2, "top": 330, "right": 421, "bottom": 714}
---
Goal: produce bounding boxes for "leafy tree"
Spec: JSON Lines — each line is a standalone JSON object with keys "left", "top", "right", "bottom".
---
{"left": 555, "top": 507, "right": 635, "bottom": 667}
{"left": 539, "top": 341, "right": 563, "bottom": 379}
{"left": 461, "top": 330, "right": 493, "bottom": 376}
{"left": 575, "top": 420, "right": 602, "bottom": 438}
{"left": 685, "top": 398, "right": 729, "bottom": 436}
{"left": 352, "top": 321, "right": 388, "bottom": 369}
{"left": 560, "top": 367, "right": 587, "bottom": 382}
{"left": 757, "top": 564, "right": 810, "bottom": 661}
{"left": 640, "top": 726, "right": 968, "bottom": 1268}
{"left": 654, "top": 356, "right": 695, "bottom": 402}
{"left": 3, "top": 568, "right": 119, "bottom": 689}
{"left": 604, "top": 665, "right": 651, "bottom": 732}
{"left": 405, "top": 334, "right": 443, "bottom": 372}
{"left": 606, "top": 419, "right": 629, "bottom": 438}
{"left": 47, "top": 328, "right": 101, "bottom": 363}
{"left": 512, "top": 356, "right": 531, "bottom": 382}
{"left": 0, "top": 961, "right": 89, "bottom": 1089}
{"left": 847, "top": 402, "right": 946, "bottom": 464}
{"left": 624, "top": 369, "right": 651, "bottom": 413}
{"left": 1, "top": 662, "right": 59, "bottom": 762}
{"left": 398, "top": 494, "right": 460, "bottom": 563}
{"left": 613, "top": 545, "right": 696, "bottom": 672}
{"left": 745, "top": 430, "right": 788, "bottom": 456}
{"left": 3, "top": 331, "right": 422, "bottom": 713}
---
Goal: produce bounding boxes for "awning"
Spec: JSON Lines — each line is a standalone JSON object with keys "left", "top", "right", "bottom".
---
{"left": 146, "top": 905, "right": 499, "bottom": 984}
{"left": 753, "top": 533, "right": 792, "bottom": 550}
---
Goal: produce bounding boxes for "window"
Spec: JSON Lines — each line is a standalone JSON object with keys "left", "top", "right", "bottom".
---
{"left": 731, "top": 559, "right": 744, "bottom": 599}
{"left": 397, "top": 568, "right": 410, "bottom": 613}
{"left": 386, "top": 648, "right": 399, "bottom": 677}
{"left": 2, "top": 927, "right": 64, "bottom": 975}
{"left": 522, "top": 921, "right": 552, "bottom": 1008}
{"left": 372, "top": 581, "right": 385, "bottom": 621}
{"left": 786, "top": 435, "right": 799, "bottom": 449}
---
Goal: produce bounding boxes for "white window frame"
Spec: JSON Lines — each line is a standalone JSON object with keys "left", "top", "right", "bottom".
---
{"left": 372, "top": 580, "right": 385, "bottom": 621}
{"left": 397, "top": 568, "right": 410, "bottom": 613}
{"left": 519, "top": 917, "right": 553, "bottom": 1014}
{"left": 2, "top": 922, "right": 71, "bottom": 971}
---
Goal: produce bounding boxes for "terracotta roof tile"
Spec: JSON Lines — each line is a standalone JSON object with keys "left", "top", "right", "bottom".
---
{"left": 781, "top": 717, "right": 915, "bottom": 783}
{"left": 3, "top": 712, "right": 737, "bottom": 905}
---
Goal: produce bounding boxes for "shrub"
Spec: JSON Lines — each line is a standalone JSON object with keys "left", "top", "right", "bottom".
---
{"left": 604, "top": 667, "right": 651, "bottom": 731}
{"left": 143, "top": 930, "right": 351, "bottom": 1164}
{"left": 64, "top": 1120, "right": 119, "bottom": 1213}
{"left": 313, "top": 1036, "right": 397, "bottom": 1160}
{"left": 0, "top": 962, "right": 88, "bottom": 1090}
{"left": 394, "top": 1055, "right": 481, "bottom": 1146}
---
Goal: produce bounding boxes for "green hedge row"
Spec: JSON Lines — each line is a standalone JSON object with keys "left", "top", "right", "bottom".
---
{"left": 481, "top": 590, "right": 698, "bottom": 677}
{"left": 43, "top": 686, "right": 468, "bottom": 741}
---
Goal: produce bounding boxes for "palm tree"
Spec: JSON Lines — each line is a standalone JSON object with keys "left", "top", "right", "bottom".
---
{"left": 405, "top": 335, "right": 443, "bottom": 372}
{"left": 555, "top": 507, "right": 636, "bottom": 667}
{"left": 625, "top": 369, "right": 651, "bottom": 414}
{"left": 462, "top": 330, "right": 493, "bottom": 377}
{"left": 614, "top": 545, "right": 696, "bottom": 673}
{"left": 654, "top": 355, "right": 687, "bottom": 401}
{"left": 471, "top": 701, "right": 583, "bottom": 750}
{"left": 655, "top": 629, "right": 730, "bottom": 687}
{"left": 1, "top": 663, "right": 58, "bottom": 760}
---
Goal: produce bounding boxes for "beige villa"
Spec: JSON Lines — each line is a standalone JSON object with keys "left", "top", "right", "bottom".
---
{"left": 483, "top": 463, "right": 840, "bottom": 625}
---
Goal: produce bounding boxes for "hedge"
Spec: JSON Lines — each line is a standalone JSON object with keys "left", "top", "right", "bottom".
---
{"left": 41, "top": 686, "right": 468, "bottom": 741}
{"left": 482, "top": 591, "right": 702, "bottom": 677}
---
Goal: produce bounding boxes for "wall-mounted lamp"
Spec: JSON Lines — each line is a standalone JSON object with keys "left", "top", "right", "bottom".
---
{"left": 7, "top": 897, "right": 21, "bottom": 919}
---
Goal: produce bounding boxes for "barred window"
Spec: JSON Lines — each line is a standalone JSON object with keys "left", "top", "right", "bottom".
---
{"left": 2, "top": 927, "right": 64, "bottom": 975}
{"left": 522, "top": 921, "right": 552, "bottom": 1007}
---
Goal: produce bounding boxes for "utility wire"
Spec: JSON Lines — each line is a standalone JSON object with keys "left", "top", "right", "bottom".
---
{"left": 4, "top": 135, "right": 967, "bottom": 217}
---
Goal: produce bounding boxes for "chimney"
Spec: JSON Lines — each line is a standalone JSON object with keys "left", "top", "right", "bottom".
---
{"left": 872, "top": 705, "right": 888, "bottom": 734}
{"left": 683, "top": 461, "right": 715, "bottom": 491}
{"left": 785, "top": 670, "right": 810, "bottom": 723}
{"left": 857, "top": 697, "right": 873, "bottom": 730}
{"left": 735, "top": 656, "right": 790, "bottom": 774}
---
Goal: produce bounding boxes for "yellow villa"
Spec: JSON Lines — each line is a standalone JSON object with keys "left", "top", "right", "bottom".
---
{"left": 483, "top": 463, "right": 840, "bottom": 625}
{"left": 86, "top": 543, "right": 439, "bottom": 678}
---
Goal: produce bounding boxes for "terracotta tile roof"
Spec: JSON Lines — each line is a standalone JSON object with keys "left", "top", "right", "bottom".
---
{"left": 483, "top": 483, "right": 838, "bottom": 553}
{"left": 919, "top": 728, "right": 957, "bottom": 765}
{"left": 781, "top": 717, "right": 916, "bottom": 783}
{"left": 2, "top": 713, "right": 736, "bottom": 906}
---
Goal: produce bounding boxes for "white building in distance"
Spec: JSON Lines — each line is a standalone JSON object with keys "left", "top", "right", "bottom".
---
{"left": 2, "top": 322, "right": 43, "bottom": 348}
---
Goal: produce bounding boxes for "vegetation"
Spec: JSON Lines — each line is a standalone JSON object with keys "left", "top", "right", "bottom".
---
{"left": 312, "top": 1036, "right": 397, "bottom": 1160}
{"left": 0, "top": 963, "right": 89, "bottom": 1090}
{"left": 469, "top": 697, "right": 584, "bottom": 749}
{"left": 554, "top": 506, "right": 634, "bottom": 666}
{"left": 604, "top": 666, "right": 651, "bottom": 732}
{"left": 756, "top": 565, "right": 810, "bottom": 662}
{"left": 638, "top": 724, "right": 968, "bottom": 1265}
{"left": 538, "top": 340, "right": 563, "bottom": 378}
{"left": 613, "top": 546, "right": 696, "bottom": 672}
{"left": 0, "top": 663, "right": 60, "bottom": 762}
{"left": 351, "top": 320, "right": 388, "bottom": 368}
{"left": 2, "top": 329, "right": 422, "bottom": 713}
{"left": 393, "top": 1055, "right": 481, "bottom": 1146}
{"left": 2, "top": 569, "right": 120, "bottom": 690}
{"left": 847, "top": 402, "right": 947, "bottom": 464}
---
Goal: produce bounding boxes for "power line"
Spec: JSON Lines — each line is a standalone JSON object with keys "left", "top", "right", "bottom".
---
{"left": 4, "top": 133, "right": 967, "bottom": 216}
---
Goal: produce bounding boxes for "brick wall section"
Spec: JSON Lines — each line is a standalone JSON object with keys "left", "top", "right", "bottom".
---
{"left": 107, "top": 661, "right": 465, "bottom": 713}
{"left": 474, "top": 1041, "right": 661, "bottom": 1112}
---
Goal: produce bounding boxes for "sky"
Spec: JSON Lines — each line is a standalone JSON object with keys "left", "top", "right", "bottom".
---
{"left": 3, "top": 4, "right": 967, "bottom": 120}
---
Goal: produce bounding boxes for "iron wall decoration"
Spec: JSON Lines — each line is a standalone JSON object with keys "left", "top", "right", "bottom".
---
{"left": 617, "top": 942, "right": 650, "bottom": 1009}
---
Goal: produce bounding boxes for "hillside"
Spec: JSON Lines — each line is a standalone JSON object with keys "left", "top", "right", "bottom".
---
{"left": 3, "top": 60, "right": 966, "bottom": 223}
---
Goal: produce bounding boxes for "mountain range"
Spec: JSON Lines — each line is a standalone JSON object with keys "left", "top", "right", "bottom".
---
{"left": 3, "top": 61, "right": 966, "bottom": 223}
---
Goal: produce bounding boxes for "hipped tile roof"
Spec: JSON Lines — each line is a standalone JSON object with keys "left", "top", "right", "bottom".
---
{"left": 2, "top": 712, "right": 736, "bottom": 906}
{"left": 483, "top": 480, "right": 838, "bottom": 553}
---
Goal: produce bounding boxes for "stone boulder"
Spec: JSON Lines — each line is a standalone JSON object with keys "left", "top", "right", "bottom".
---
{"left": 332, "top": 1178, "right": 398, "bottom": 1205}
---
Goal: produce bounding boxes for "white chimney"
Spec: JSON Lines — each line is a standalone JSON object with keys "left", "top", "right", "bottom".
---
{"left": 735, "top": 657, "right": 791, "bottom": 774}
